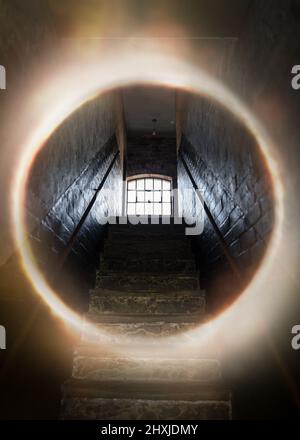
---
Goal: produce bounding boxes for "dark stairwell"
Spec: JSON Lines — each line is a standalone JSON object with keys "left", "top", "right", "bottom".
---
{"left": 61, "top": 221, "right": 231, "bottom": 420}
{"left": 0, "top": 83, "right": 275, "bottom": 419}
{"left": 1, "top": 0, "right": 300, "bottom": 422}
{"left": 58, "top": 84, "right": 274, "bottom": 419}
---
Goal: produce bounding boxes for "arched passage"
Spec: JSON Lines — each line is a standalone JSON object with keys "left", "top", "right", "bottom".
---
{"left": 21, "top": 84, "right": 275, "bottom": 318}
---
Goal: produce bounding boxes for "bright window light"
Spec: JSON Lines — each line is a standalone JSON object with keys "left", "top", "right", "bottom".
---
{"left": 128, "top": 180, "right": 135, "bottom": 190}
{"left": 127, "top": 177, "right": 172, "bottom": 216}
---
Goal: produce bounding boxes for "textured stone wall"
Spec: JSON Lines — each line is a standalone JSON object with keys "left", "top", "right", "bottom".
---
{"left": 214, "top": 1, "right": 300, "bottom": 419}
{"left": 0, "top": 0, "right": 59, "bottom": 265}
{"left": 177, "top": 158, "right": 203, "bottom": 225}
{"left": 178, "top": 1, "right": 300, "bottom": 311}
{"left": 227, "top": 0, "right": 300, "bottom": 224}
{"left": 27, "top": 94, "right": 115, "bottom": 219}
{"left": 25, "top": 94, "right": 122, "bottom": 277}
{"left": 126, "top": 135, "right": 177, "bottom": 182}
{"left": 178, "top": 94, "right": 275, "bottom": 308}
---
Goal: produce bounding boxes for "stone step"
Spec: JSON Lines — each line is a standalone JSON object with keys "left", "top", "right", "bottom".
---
{"left": 85, "top": 312, "right": 205, "bottom": 323}
{"left": 99, "top": 257, "right": 196, "bottom": 274}
{"left": 89, "top": 289, "right": 205, "bottom": 315}
{"left": 103, "top": 248, "right": 193, "bottom": 260}
{"left": 109, "top": 232, "right": 187, "bottom": 241}
{"left": 103, "top": 239, "right": 192, "bottom": 258}
{"left": 108, "top": 222, "right": 187, "bottom": 238}
{"left": 63, "top": 379, "right": 229, "bottom": 400}
{"left": 72, "top": 355, "right": 221, "bottom": 383}
{"left": 95, "top": 273, "right": 199, "bottom": 292}
{"left": 74, "top": 338, "right": 218, "bottom": 360}
{"left": 105, "top": 237, "right": 191, "bottom": 248}
{"left": 62, "top": 396, "right": 231, "bottom": 420}
{"left": 80, "top": 314, "right": 203, "bottom": 344}
{"left": 61, "top": 380, "right": 231, "bottom": 420}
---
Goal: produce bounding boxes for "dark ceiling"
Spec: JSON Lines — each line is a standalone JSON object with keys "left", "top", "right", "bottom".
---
{"left": 2, "top": 0, "right": 251, "bottom": 136}
{"left": 122, "top": 86, "right": 176, "bottom": 135}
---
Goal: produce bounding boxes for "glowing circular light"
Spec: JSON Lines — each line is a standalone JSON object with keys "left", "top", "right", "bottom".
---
{"left": 11, "top": 49, "right": 285, "bottom": 357}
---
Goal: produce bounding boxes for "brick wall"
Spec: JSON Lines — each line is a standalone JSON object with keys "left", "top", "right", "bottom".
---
{"left": 180, "top": 0, "right": 300, "bottom": 313}
{"left": 177, "top": 1, "right": 300, "bottom": 312}
{"left": 126, "top": 134, "right": 177, "bottom": 182}
{"left": 25, "top": 94, "right": 122, "bottom": 284}
{"left": 0, "top": 0, "right": 58, "bottom": 265}
{"left": 178, "top": 95, "right": 275, "bottom": 310}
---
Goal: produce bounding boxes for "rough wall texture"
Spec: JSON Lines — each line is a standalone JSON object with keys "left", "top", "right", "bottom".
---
{"left": 212, "top": 1, "right": 300, "bottom": 419}
{"left": 25, "top": 94, "right": 122, "bottom": 278}
{"left": 27, "top": 94, "right": 115, "bottom": 220}
{"left": 227, "top": 0, "right": 300, "bottom": 226}
{"left": 28, "top": 139, "right": 121, "bottom": 273}
{"left": 126, "top": 135, "right": 177, "bottom": 182}
{"left": 178, "top": 95, "right": 275, "bottom": 309}
{"left": 0, "top": 0, "right": 58, "bottom": 265}
{"left": 177, "top": 1, "right": 300, "bottom": 310}
{"left": 177, "top": 159, "right": 203, "bottom": 225}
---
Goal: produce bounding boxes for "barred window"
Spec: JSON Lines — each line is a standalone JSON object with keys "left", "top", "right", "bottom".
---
{"left": 127, "top": 177, "right": 172, "bottom": 216}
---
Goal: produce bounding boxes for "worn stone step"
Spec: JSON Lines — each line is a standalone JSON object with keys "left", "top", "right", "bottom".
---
{"left": 72, "top": 355, "right": 221, "bottom": 383}
{"left": 108, "top": 222, "right": 187, "bottom": 238}
{"left": 62, "top": 396, "right": 231, "bottom": 420}
{"left": 80, "top": 314, "right": 203, "bottom": 344}
{"left": 95, "top": 273, "right": 199, "bottom": 292}
{"left": 103, "top": 239, "right": 192, "bottom": 258}
{"left": 85, "top": 313, "right": 205, "bottom": 324}
{"left": 99, "top": 257, "right": 196, "bottom": 274}
{"left": 61, "top": 380, "right": 231, "bottom": 420}
{"left": 63, "top": 379, "right": 230, "bottom": 401}
{"left": 89, "top": 289, "right": 205, "bottom": 315}
{"left": 74, "top": 336, "right": 218, "bottom": 360}
{"left": 110, "top": 232, "right": 187, "bottom": 241}
{"left": 105, "top": 237, "right": 191, "bottom": 248}
{"left": 104, "top": 248, "right": 193, "bottom": 260}
{"left": 109, "top": 223, "right": 188, "bottom": 239}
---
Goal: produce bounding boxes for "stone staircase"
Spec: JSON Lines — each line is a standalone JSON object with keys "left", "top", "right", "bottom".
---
{"left": 61, "top": 222, "right": 231, "bottom": 419}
